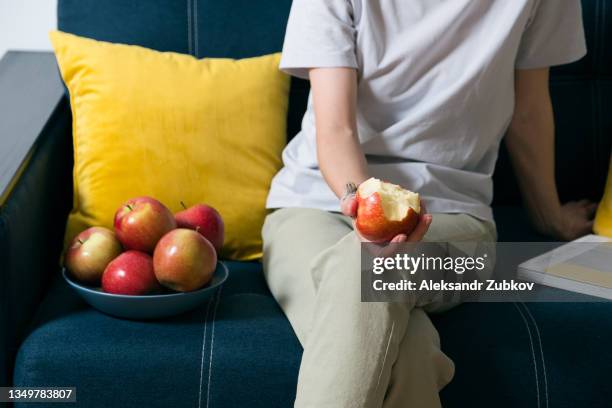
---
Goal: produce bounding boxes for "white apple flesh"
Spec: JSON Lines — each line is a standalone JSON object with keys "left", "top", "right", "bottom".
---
{"left": 355, "top": 178, "right": 421, "bottom": 242}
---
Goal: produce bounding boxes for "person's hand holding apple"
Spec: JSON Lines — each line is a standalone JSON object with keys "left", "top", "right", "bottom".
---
{"left": 341, "top": 178, "right": 432, "bottom": 243}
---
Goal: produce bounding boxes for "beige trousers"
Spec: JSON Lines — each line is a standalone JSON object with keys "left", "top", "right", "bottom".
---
{"left": 262, "top": 208, "right": 496, "bottom": 408}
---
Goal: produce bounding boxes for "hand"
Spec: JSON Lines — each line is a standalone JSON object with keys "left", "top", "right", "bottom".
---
{"left": 341, "top": 193, "right": 432, "bottom": 243}
{"left": 542, "top": 200, "right": 597, "bottom": 241}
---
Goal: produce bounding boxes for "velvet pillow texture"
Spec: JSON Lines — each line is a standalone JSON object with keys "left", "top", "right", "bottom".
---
{"left": 50, "top": 30, "right": 290, "bottom": 260}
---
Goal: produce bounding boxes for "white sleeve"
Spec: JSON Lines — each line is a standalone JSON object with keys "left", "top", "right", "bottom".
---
{"left": 516, "top": 0, "right": 587, "bottom": 69}
{"left": 279, "top": 0, "right": 358, "bottom": 79}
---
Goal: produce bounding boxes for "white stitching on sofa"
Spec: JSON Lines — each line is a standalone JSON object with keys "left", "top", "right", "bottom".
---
{"left": 514, "top": 302, "right": 541, "bottom": 408}
{"left": 198, "top": 296, "right": 214, "bottom": 408}
{"left": 187, "top": 0, "right": 192, "bottom": 55}
{"left": 522, "top": 303, "right": 549, "bottom": 408}
{"left": 206, "top": 287, "right": 223, "bottom": 408}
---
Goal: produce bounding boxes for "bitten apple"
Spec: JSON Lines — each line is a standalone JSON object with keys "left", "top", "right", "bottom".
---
{"left": 153, "top": 229, "right": 217, "bottom": 292}
{"left": 355, "top": 178, "right": 421, "bottom": 242}
{"left": 64, "top": 227, "right": 122, "bottom": 284}
{"left": 102, "top": 250, "right": 160, "bottom": 295}
{"left": 114, "top": 196, "right": 176, "bottom": 253}
{"left": 175, "top": 203, "right": 224, "bottom": 253}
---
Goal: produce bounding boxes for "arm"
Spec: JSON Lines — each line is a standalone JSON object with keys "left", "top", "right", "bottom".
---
{"left": 309, "top": 67, "right": 431, "bottom": 242}
{"left": 505, "top": 68, "right": 596, "bottom": 240}
{"left": 309, "top": 68, "right": 369, "bottom": 199}
{"left": 0, "top": 52, "right": 73, "bottom": 386}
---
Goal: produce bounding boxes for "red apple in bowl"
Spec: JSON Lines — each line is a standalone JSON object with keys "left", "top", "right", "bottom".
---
{"left": 102, "top": 250, "right": 161, "bottom": 295}
{"left": 175, "top": 202, "right": 224, "bottom": 253}
{"left": 114, "top": 196, "right": 176, "bottom": 253}
{"left": 355, "top": 177, "right": 421, "bottom": 242}
{"left": 153, "top": 229, "right": 217, "bottom": 292}
{"left": 64, "top": 227, "right": 122, "bottom": 284}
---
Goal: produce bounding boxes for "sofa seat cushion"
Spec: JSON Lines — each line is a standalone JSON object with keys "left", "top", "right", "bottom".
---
{"left": 435, "top": 302, "right": 612, "bottom": 408}
{"left": 220, "top": 261, "right": 270, "bottom": 297}
{"left": 14, "top": 268, "right": 301, "bottom": 408}
{"left": 492, "top": 206, "right": 551, "bottom": 242}
{"left": 15, "top": 262, "right": 612, "bottom": 407}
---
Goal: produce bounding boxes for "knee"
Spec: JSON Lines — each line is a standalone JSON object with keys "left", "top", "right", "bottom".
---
{"left": 309, "top": 232, "right": 361, "bottom": 290}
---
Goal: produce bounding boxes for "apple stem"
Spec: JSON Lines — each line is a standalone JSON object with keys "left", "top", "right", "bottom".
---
{"left": 126, "top": 204, "right": 133, "bottom": 211}
{"left": 180, "top": 201, "right": 187, "bottom": 210}
{"left": 77, "top": 239, "right": 83, "bottom": 244}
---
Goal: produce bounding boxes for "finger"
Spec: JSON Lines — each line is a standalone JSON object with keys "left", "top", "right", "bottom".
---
{"left": 391, "top": 234, "right": 408, "bottom": 243}
{"left": 406, "top": 214, "right": 432, "bottom": 242}
{"left": 376, "top": 236, "right": 407, "bottom": 257}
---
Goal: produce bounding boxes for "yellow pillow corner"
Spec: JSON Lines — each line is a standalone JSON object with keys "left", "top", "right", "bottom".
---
{"left": 51, "top": 31, "right": 289, "bottom": 260}
{"left": 594, "top": 158, "right": 612, "bottom": 238}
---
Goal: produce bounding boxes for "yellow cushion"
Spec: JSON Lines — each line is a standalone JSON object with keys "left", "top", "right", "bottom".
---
{"left": 50, "top": 30, "right": 289, "bottom": 260}
{"left": 594, "top": 158, "right": 612, "bottom": 237}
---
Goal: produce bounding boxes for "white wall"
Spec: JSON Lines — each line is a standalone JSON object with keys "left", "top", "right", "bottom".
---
{"left": 0, "top": 0, "right": 57, "bottom": 58}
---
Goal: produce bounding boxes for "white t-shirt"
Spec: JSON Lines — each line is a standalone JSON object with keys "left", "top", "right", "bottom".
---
{"left": 266, "top": 0, "right": 586, "bottom": 222}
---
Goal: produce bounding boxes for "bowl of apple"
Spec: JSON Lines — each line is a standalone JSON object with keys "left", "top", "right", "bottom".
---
{"left": 62, "top": 197, "right": 228, "bottom": 320}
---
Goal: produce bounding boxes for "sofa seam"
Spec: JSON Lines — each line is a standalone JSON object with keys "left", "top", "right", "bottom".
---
{"left": 194, "top": 0, "right": 199, "bottom": 58}
{"left": 206, "top": 286, "right": 223, "bottom": 408}
{"left": 186, "top": 0, "right": 192, "bottom": 55}
{"left": 520, "top": 303, "right": 549, "bottom": 408}
{"left": 513, "top": 302, "right": 541, "bottom": 408}
{"left": 197, "top": 296, "right": 214, "bottom": 408}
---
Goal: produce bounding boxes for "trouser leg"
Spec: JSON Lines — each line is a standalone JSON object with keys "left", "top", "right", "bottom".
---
{"left": 382, "top": 214, "right": 497, "bottom": 408}
{"left": 262, "top": 207, "right": 352, "bottom": 344}
{"left": 262, "top": 209, "right": 496, "bottom": 408}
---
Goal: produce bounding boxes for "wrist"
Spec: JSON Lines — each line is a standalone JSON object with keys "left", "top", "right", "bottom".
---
{"left": 532, "top": 203, "right": 564, "bottom": 237}
{"left": 340, "top": 181, "right": 359, "bottom": 217}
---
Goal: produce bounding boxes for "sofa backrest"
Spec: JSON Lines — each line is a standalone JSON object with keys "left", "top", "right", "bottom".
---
{"left": 57, "top": 0, "right": 610, "bottom": 206}
{"left": 493, "top": 0, "right": 612, "bottom": 205}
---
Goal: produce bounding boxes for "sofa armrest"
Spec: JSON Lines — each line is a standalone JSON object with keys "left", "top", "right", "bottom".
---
{"left": 0, "top": 51, "right": 73, "bottom": 386}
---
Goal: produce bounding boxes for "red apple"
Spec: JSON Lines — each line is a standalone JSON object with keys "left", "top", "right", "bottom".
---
{"left": 113, "top": 196, "right": 176, "bottom": 253}
{"left": 175, "top": 202, "right": 224, "bottom": 253}
{"left": 153, "top": 229, "right": 217, "bottom": 292}
{"left": 102, "top": 250, "right": 160, "bottom": 295}
{"left": 355, "top": 177, "right": 421, "bottom": 242}
{"left": 64, "top": 227, "right": 122, "bottom": 284}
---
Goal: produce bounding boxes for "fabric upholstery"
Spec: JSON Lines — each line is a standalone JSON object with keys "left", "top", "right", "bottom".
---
{"left": 493, "top": 0, "right": 611, "bottom": 206}
{"left": 435, "top": 302, "right": 612, "bottom": 408}
{"left": 15, "top": 263, "right": 612, "bottom": 408}
{"left": 8, "top": 0, "right": 612, "bottom": 406}
{"left": 14, "top": 268, "right": 301, "bottom": 408}
{"left": 0, "top": 99, "right": 73, "bottom": 387}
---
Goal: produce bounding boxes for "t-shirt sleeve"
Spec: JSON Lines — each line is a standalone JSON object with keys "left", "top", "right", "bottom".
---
{"left": 279, "top": 0, "right": 358, "bottom": 79}
{"left": 515, "top": 0, "right": 586, "bottom": 69}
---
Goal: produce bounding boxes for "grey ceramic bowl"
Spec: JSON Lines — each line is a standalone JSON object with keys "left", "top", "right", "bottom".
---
{"left": 62, "top": 262, "right": 228, "bottom": 320}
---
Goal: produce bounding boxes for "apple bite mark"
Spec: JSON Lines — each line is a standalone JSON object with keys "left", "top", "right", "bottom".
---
{"left": 355, "top": 178, "right": 420, "bottom": 242}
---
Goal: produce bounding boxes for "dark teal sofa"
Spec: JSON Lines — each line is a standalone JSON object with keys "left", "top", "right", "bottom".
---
{"left": 1, "top": 1, "right": 611, "bottom": 407}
